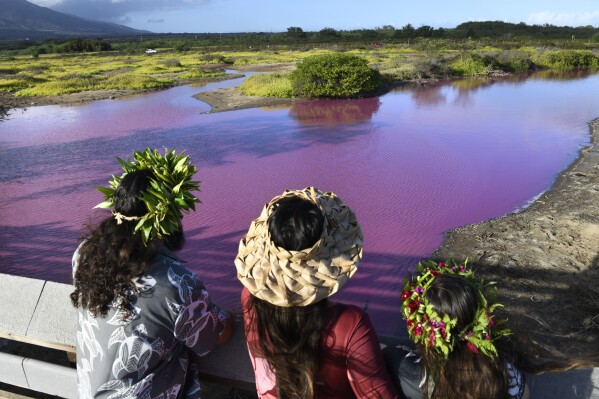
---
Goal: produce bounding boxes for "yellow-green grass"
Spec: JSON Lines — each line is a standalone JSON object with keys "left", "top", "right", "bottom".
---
{"left": 179, "top": 69, "right": 226, "bottom": 79}
{"left": 239, "top": 72, "right": 295, "bottom": 98}
{"left": 15, "top": 75, "right": 173, "bottom": 96}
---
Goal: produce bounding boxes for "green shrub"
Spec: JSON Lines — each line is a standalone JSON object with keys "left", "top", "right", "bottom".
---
{"left": 534, "top": 50, "right": 599, "bottom": 70}
{"left": 493, "top": 52, "right": 534, "bottom": 73}
{"left": 239, "top": 72, "right": 295, "bottom": 98}
{"left": 290, "top": 53, "right": 384, "bottom": 98}
{"left": 0, "top": 67, "right": 18, "bottom": 75}
{"left": 162, "top": 58, "right": 182, "bottom": 68}
{"left": 592, "top": 32, "right": 599, "bottom": 43}
{"left": 199, "top": 53, "right": 233, "bottom": 64}
{"left": 449, "top": 53, "right": 490, "bottom": 76}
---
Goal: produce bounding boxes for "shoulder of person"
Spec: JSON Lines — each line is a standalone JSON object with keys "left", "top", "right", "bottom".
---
{"left": 328, "top": 302, "right": 372, "bottom": 326}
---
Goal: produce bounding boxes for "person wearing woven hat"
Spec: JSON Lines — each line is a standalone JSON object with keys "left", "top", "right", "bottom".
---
{"left": 236, "top": 187, "right": 398, "bottom": 399}
{"left": 71, "top": 148, "right": 232, "bottom": 399}
{"left": 385, "top": 259, "right": 530, "bottom": 399}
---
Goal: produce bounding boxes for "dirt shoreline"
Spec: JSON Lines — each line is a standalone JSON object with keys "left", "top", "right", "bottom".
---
{"left": 434, "top": 119, "right": 599, "bottom": 356}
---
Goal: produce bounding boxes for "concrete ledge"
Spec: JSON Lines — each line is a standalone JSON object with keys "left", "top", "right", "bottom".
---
{"left": 0, "top": 274, "right": 45, "bottom": 338}
{"left": 22, "top": 357, "right": 76, "bottom": 398}
{"left": 2, "top": 273, "right": 599, "bottom": 399}
{"left": 0, "top": 352, "right": 29, "bottom": 390}
{"left": 27, "top": 281, "right": 77, "bottom": 352}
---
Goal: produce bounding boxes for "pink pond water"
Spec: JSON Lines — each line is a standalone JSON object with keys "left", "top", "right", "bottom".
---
{"left": 1, "top": 71, "right": 598, "bottom": 334}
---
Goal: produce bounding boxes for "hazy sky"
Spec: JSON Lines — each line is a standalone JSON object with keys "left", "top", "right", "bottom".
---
{"left": 29, "top": 0, "right": 599, "bottom": 33}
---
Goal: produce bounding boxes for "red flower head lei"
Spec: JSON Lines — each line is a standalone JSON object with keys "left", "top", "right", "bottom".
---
{"left": 401, "top": 259, "right": 510, "bottom": 358}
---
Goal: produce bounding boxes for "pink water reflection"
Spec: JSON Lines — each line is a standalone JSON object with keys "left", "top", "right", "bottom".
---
{"left": 0, "top": 71, "right": 597, "bottom": 335}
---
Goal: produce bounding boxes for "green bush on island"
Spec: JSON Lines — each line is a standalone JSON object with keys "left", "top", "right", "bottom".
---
{"left": 239, "top": 72, "right": 295, "bottom": 98}
{"left": 494, "top": 52, "right": 534, "bottom": 73}
{"left": 533, "top": 50, "right": 599, "bottom": 70}
{"left": 289, "top": 53, "right": 384, "bottom": 98}
{"left": 449, "top": 53, "right": 492, "bottom": 76}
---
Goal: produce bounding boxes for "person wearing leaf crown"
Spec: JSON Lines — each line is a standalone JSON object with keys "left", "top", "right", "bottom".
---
{"left": 235, "top": 187, "right": 398, "bottom": 399}
{"left": 384, "top": 260, "right": 530, "bottom": 399}
{"left": 70, "top": 148, "right": 232, "bottom": 399}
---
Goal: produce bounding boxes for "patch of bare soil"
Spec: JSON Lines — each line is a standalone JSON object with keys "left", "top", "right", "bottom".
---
{"left": 193, "top": 62, "right": 298, "bottom": 113}
{"left": 193, "top": 87, "right": 297, "bottom": 113}
{"left": 434, "top": 119, "right": 599, "bottom": 360}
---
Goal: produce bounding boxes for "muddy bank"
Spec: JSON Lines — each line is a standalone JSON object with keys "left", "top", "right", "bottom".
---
{"left": 434, "top": 119, "right": 599, "bottom": 356}
{"left": 193, "top": 87, "right": 297, "bottom": 113}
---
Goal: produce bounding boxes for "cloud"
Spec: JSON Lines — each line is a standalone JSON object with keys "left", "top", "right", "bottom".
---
{"left": 527, "top": 11, "right": 599, "bottom": 27}
{"left": 29, "top": 0, "right": 210, "bottom": 23}
{"left": 148, "top": 18, "right": 165, "bottom": 24}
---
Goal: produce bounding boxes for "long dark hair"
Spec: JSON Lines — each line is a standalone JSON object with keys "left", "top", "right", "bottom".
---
{"left": 420, "top": 274, "right": 510, "bottom": 399}
{"left": 71, "top": 169, "right": 162, "bottom": 319}
{"left": 247, "top": 196, "right": 329, "bottom": 399}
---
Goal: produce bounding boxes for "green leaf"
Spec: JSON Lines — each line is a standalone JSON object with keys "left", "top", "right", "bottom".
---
{"left": 94, "top": 201, "right": 113, "bottom": 209}
{"left": 96, "top": 186, "right": 115, "bottom": 196}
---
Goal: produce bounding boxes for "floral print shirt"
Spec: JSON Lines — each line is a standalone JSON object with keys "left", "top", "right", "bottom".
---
{"left": 73, "top": 244, "right": 229, "bottom": 399}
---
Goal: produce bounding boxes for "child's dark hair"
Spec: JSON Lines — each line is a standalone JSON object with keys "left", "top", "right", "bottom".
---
{"left": 268, "top": 196, "right": 324, "bottom": 251}
{"left": 421, "top": 274, "right": 510, "bottom": 399}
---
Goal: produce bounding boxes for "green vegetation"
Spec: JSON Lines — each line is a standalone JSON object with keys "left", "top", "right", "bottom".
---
{"left": 16, "top": 74, "right": 172, "bottom": 96}
{"left": 533, "top": 50, "right": 599, "bottom": 69}
{"left": 239, "top": 73, "right": 294, "bottom": 98}
{"left": 449, "top": 54, "right": 491, "bottom": 76}
{"left": 1, "top": 21, "right": 598, "bottom": 99}
{"left": 0, "top": 52, "right": 227, "bottom": 96}
{"left": 290, "top": 53, "right": 384, "bottom": 98}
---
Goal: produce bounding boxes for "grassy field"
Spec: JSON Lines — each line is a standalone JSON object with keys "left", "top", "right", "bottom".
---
{"left": 0, "top": 41, "right": 598, "bottom": 98}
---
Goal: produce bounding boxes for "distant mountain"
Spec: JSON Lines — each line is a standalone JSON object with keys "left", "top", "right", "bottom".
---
{"left": 0, "top": 0, "right": 150, "bottom": 41}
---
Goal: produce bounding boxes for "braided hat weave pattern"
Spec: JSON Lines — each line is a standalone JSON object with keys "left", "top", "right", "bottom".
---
{"left": 235, "top": 187, "right": 363, "bottom": 307}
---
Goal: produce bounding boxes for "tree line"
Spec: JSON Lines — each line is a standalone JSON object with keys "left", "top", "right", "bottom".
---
{"left": 3, "top": 21, "right": 599, "bottom": 53}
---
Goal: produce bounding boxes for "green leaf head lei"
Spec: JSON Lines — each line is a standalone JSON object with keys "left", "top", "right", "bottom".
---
{"left": 94, "top": 148, "right": 201, "bottom": 244}
{"left": 401, "top": 259, "right": 510, "bottom": 359}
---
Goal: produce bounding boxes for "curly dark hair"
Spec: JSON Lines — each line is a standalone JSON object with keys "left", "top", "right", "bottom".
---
{"left": 70, "top": 169, "right": 160, "bottom": 320}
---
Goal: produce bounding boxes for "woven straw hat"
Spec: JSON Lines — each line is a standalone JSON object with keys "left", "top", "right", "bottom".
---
{"left": 235, "top": 187, "right": 363, "bottom": 307}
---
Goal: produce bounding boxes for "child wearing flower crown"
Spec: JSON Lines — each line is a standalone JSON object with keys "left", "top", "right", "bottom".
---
{"left": 386, "top": 260, "right": 529, "bottom": 399}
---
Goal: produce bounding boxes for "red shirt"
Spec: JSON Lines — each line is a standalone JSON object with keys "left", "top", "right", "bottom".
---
{"left": 241, "top": 288, "right": 399, "bottom": 399}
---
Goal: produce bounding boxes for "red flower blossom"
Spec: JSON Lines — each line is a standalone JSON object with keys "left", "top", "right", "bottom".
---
{"left": 414, "top": 325, "right": 423, "bottom": 337}
{"left": 466, "top": 342, "right": 479, "bottom": 354}
{"left": 401, "top": 290, "right": 411, "bottom": 302}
